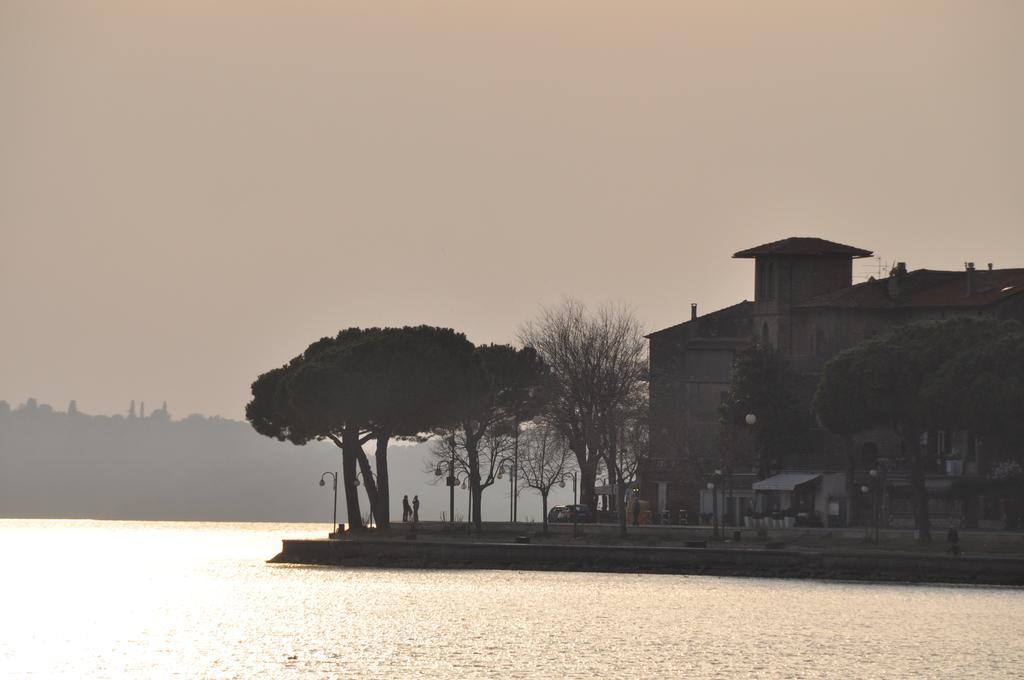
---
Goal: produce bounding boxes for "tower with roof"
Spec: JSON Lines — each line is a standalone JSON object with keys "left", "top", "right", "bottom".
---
{"left": 733, "top": 237, "right": 872, "bottom": 353}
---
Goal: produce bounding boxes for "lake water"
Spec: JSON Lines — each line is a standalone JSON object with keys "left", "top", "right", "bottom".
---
{"left": 2, "top": 520, "right": 1022, "bottom": 678}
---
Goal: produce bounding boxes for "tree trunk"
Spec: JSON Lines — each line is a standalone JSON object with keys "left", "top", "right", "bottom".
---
{"left": 471, "top": 482, "right": 483, "bottom": 531}
{"left": 541, "top": 490, "right": 549, "bottom": 535}
{"left": 617, "top": 469, "right": 628, "bottom": 538}
{"left": 607, "top": 434, "right": 627, "bottom": 538}
{"left": 902, "top": 425, "right": 932, "bottom": 543}
{"left": 578, "top": 460, "right": 598, "bottom": 518}
{"left": 512, "top": 426, "right": 520, "bottom": 522}
{"left": 355, "top": 447, "right": 379, "bottom": 526}
{"left": 374, "top": 432, "right": 390, "bottom": 529}
{"left": 341, "top": 426, "right": 364, "bottom": 532}
{"left": 464, "top": 427, "right": 484, "bottom": 532}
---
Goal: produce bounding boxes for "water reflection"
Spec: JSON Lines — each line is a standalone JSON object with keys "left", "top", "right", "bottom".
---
{"left": 1, "top": 520, "right": 1021, "bottom": 678}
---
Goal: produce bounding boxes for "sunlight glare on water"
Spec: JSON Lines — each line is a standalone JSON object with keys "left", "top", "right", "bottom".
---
{"left": 1, "top": 520, "right": 1022, "bottom": 678}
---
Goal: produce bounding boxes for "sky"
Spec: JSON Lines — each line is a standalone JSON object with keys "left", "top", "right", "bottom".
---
{"left": 2, "top": 1, "right": 1022, "bottom": 420}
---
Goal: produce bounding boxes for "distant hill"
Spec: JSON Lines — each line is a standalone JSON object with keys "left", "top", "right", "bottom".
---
{"left": 0, "top": 400, "right": 567, "bottom": 523}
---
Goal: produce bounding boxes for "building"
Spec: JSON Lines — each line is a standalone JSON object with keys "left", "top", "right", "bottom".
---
{"left": 644, "top": 237, "right": 1024, "bottom": 528}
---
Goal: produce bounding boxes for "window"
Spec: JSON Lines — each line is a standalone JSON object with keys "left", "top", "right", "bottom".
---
{"left": 757, "top": 261, "right": 776, "bottom": 301}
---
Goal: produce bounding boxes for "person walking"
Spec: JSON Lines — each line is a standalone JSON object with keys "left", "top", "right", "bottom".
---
{"left": 631, "top": 495, "right": 641, "bottom": 527}
{"left": 946, "top": 523, "right": 961, "bottom": 556}
{"left": 402, "top": 495, "right": 411, "bottom": 523}
{"left": 412, "top": 495, "right": 420, "bottom": 524}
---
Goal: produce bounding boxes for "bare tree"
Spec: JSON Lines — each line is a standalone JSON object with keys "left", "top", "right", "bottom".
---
{"left": 596, "top": 384, "right": 649, "bottom": 536}
{"left": 429, "top": 425, "right": 514, "bottom": 526}
{"left": 431, "top": 344, "right": 544, "bottom": 532}
{"left": 517, "top": 420, "right": 575, "bottom": 534}
{"left": 519, "top": 299, "right": 647, "bottom": 518}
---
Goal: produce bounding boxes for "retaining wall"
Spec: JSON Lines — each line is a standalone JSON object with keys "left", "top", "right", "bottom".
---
{"left": 270, "top": 538, "right": 1024, "bottom": 586}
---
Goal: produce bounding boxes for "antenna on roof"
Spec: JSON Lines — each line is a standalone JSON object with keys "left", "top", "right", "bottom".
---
{"left": 855, "top": 256, "right": 889, "bottom": 282}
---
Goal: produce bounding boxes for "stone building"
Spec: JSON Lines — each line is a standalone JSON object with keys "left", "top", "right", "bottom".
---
{"left": 644, "top": 237, "right": 1024, "bottom": 528}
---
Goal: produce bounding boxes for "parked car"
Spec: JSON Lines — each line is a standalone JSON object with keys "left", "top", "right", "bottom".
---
{"left": 561, "top": 504, "right": 594, "bottom": 522}
{"left": 547, "top": 504, "right": 594, "bottom": 523}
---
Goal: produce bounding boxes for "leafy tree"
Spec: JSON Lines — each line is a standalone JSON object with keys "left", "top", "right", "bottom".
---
{"left": 246, "top": 326, "right": 476, "bottom": 530}
{"left": 720, "top": 343, "right": 815, "bottom": 478}
{"left": 921, "top": 326, "right": 1024, "bottom": 457}
{"left": 814, "top": 317, "right": 1014, "bottom": 542}
{"left": 519, "top": 300, "right": 647, "bottom": 516}
{"left": 517, "top": 420, "right": 574, "bottom": 534}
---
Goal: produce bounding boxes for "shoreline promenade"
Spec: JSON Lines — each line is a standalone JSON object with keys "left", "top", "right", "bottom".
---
{"left": 271, "top": 522, "right": 1024, "bottom": 586}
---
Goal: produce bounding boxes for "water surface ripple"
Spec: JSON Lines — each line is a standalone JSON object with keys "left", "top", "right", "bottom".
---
{"left": 2, "top": 520, "right": 1021, "bottom": 678}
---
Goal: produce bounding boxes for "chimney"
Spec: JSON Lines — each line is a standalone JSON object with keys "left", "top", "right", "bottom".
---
{"left": 965, "top": 262, "right": 976, "bottom": 296}
{"left": 887, "top": 262, "right": 907, "bottom": 299}
{"left": 988, "top": 263, "right": 993, "bottom": 271}
{"left": 690, "top": 303, "right": 698, "bottom": 321}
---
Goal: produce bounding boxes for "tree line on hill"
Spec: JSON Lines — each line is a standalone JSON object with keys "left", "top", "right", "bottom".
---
{"left": 0, "top": 399, "right": 339, "bottom": 521}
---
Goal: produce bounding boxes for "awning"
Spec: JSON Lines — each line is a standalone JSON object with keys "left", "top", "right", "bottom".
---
{"left": 752, "top": 473, "right": 821, "bottom": 492}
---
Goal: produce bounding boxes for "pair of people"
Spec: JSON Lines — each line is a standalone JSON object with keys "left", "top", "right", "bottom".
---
{"left": 402, "top": 494, "right": 420, "bottom": 523}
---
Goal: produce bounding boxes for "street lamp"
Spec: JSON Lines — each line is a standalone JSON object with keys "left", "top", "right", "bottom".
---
{"left": 744, "top": 413, "right": 756, "bottom": 522}
{"left": 435, "top": 460, "right": 457, "bottom": 526}
{"left": 713, "top": 467, "right": 729, "bottom": 529}
{"left": 498, "top": 464, "right": 517, "bottom": 523}
{"left": 707, "top": 480, "right": 719, "bottom": 540}
{"left": 871, "top": 467, "right": 883, "bottom": 542}
{"left": 318, "top": 471, "right": 338, "bottom": 534}
{"left": 863, "top": 468, "right": 882, "bottom": 543}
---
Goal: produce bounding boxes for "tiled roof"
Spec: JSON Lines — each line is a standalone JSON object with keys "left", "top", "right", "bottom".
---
{"left": 733, "top": 237, "right": 873, "bottom": 259}
{"left": 646, "top": 300, "right": 752, "bottom": 338}
{"left": 796, "top": 268, "right": 1024, "bottom": 309}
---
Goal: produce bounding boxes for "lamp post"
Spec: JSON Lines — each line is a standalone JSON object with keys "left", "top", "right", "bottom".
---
{"left": 714, "top": 469, "right": 724, "bottom": 536}
{"left": 707, "top": 479, "right": 719, "bottom": 540}
{"left": 745, "top": 413, "right": 757, "bottom": 522}
{"left": 512, "top": 423, "right": 520, "bottom": 523}
{"left": 498, "top": 463, "right": 517, "bottom": 523}
{"left": 318, "top": 471, "right": 338, "bottom": 534}
{"left": 869, "top": 468, "right": 881, "bottom": 542}
{"left": 861, "top": 468, "right": 882, "bottom": 543}
{"left": 434, "top": 460, "right": 457, "bottom": 526}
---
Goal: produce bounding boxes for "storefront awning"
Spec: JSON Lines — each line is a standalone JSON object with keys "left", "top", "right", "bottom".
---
{"left": 752, "top": 473, "right": 821, "bottom": 492}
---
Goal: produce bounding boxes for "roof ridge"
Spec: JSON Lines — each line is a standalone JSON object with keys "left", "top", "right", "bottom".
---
{"left": 646, "top": 300, "right": 752, "bottom": 337}
{"left": 733, "top": 236, "right": 872, "bottom": 259}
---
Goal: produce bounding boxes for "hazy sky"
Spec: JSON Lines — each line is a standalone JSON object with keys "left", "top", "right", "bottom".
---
{"left": 3, "top": 1, "right": 1022, "bottom": 419}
